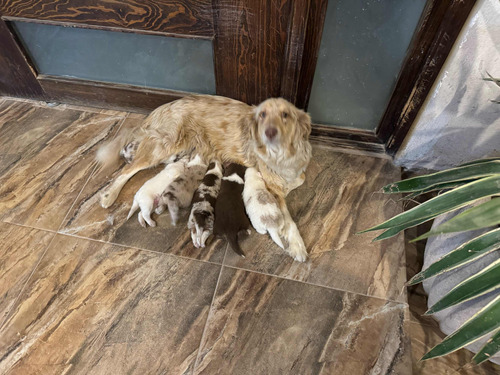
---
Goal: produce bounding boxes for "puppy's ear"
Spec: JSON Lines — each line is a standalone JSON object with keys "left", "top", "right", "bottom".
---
{"left": 296, "top": 109, "right": 311, "bottom": 139}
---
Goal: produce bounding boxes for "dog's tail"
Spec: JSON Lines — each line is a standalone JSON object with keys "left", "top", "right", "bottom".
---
{"left": 95, "top": 127, "right": 137, "bottom": 172}
{"left": 227, "top": 232, "right": 245, "bottom": 258}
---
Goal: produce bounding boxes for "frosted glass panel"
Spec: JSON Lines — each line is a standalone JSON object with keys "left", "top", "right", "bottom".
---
{"left": 12, "top": 21, "right": 216, "bottom": 94}
{"left": 308, "top": 0, "right": 426, "bottom": 130}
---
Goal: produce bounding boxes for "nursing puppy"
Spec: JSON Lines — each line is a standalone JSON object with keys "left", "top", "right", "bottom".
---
{"left": 126, "top": 154, "right": 187, "bottom": 227}
{"left": 188, "top": 161, "right": 223, "bottom": 248}
{"left": 214, "top": 163, "right": 250, "bottom": 257}
{"left": 160, "top": 154, "right": 207, "bottom": 225}
{"left": 243, "top": 167, "right": 285, "bottom": 249}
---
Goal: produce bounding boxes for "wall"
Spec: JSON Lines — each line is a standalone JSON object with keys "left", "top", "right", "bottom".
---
{"left": 395, "top": 0, "right": 500, "bottom": 170}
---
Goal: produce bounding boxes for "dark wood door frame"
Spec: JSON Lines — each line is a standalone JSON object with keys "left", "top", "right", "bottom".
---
{"left": 0, "top": 0, "right": 477, "bottom": 156}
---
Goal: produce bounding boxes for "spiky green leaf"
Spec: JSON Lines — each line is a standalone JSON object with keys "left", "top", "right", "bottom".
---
{"left": 374, "top": 217, "right": 435, "bottom": 241}
{"left": 473, "top": 329, "right": 500, "bottom": 364}
{"left": 413, "top": 198, "right": 500, "bottom": 241}
{"left": 425, "top": 259, "right": 500, "bottom": 315}
{"left": 402, "top": 180, "right": 476, "bottom": 201}
{"left": 361, "top": 176, "right": 500, "bottom": 234}
{"left": 459, "top": 157, "right": 500, "bottom": 167}
{"left": 382, "top": 161, "right": 500, "bottom": 193}
{"left": 422, "top": 295, "right": 500, "bottom": 360}
{"left": 408, "top": 228, "right": 500, "bottom": 285}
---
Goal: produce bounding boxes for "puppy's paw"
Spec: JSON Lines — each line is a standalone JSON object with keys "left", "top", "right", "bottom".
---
{"left": 155, "top": 205, "right": 165, "bottom": 215}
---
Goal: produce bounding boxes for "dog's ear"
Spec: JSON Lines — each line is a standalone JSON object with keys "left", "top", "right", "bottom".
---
{"left": 296, "top": 109, "right": 311, "bottom": 140}
{"left": 249, "top": 106, "right": 260, "bottom": 142}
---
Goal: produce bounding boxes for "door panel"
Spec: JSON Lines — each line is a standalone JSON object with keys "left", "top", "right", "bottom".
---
{"left": 12, "top": 21, "right": 216, "bottom": 94}
{"left": 308, "top": 0, "right": 427, "bottom": 130}
{"left": 0, "top": 0, "right": 478, "bottom": 154}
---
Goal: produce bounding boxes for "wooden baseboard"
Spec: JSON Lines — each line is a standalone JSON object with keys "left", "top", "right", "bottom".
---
{"left": 311, "top": 124, "right": 386, "bottom": 155}
{"left": 38, "top": 75, "right": 188, "bottom": 113}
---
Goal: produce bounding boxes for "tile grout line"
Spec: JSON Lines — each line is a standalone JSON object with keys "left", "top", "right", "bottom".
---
{"left": 54, "top": 230, "right": 225, "bottom": 268}
{"left": 222, "top": 264, "right": 409, "bottom": 306}
{"left": 191, "top": 243, "right": 229, "bottom": 374}
{"left": 55, "top": 115, "right": 130, "bottom": 231}
{"left": 0, "top": 115, "right": 129, "bottom": 330}
{"left": 3, "top": 212, "right": 410, "bottom": 307}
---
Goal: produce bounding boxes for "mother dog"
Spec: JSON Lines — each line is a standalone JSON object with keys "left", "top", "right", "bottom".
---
{"left": 97, "top": 95, "right": 312, "bottom": 262}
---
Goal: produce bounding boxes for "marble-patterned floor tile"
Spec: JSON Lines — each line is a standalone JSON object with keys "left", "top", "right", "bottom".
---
{"left": 0, "top": 97, "right": 131, "bottom": 117}
{"left": 0, "top": 234, "right": 220, "bottom": 375}
{"left": 195, "top": 267, "right": 411, "bottom": 375}
{"left": 0, "top": 101, "right": 125, "bottom": 230}
{"left": 0, "top": 222, "right": 55, "bottom": 326}
{"left": 408, "top": 321, "right": 500, "bottom": 375}
{"left": 224, "top": 147, "right": 406, "bottom": 301}
{"left": 60, "top": 114, "right": 226, "bottom": 263}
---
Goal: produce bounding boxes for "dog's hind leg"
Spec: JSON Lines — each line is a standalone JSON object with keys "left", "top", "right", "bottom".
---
{"left": 101, "top": 141, "right": 174, "bottom": 208}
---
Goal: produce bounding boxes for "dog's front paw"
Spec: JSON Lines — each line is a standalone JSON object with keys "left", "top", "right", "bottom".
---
{"left": 285, "top": 229, "right": 307, "bottom": 262}
{"left": 288, "top": 241, "right": 307, "bottom": 262}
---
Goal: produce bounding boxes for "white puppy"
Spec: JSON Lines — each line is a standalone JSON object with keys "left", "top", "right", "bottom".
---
{"left": 243, "top": 167, "right": 285, "bottom": 249}
{"left": 160, "top": 154, "right": 208, "bottom": 225}
{"left": 126, "top": 155, "right": 188, "bottom": 227}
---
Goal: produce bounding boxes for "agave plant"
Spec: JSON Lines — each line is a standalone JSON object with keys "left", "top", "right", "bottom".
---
{"left": 360, "top": 157, "right": 500, "bottom": 363}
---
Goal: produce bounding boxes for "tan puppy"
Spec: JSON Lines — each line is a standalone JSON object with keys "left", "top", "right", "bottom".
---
{"left": 96, "top": 95, "right": 312, "bottom": 262}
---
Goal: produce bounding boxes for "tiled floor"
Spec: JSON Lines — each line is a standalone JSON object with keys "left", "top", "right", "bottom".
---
{"left": 0, "top": 96, "right": 489, "bottom": 374}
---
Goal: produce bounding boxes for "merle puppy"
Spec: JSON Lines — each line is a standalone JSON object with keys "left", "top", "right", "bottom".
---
{"left": 214, "top": 163, "right": 250, "bottom": 257}
{"left": 188, "top": 161, "right": 223, "bottom": 248}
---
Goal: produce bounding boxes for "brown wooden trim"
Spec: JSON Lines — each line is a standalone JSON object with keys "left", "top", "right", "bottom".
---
{"left": 294, "top": 0, "right": 328, "bottom": 110}
{"left": 311, "top": 123, "right": 380, "bottom": 144}
{"left": 2, "top": 16, "right": 213, "bottom": 40}
{"left": 0, "top": 18, "right": 45, "bottom": 98}
{"left": 212, "top": 0, "right": 292, "bottom": 105}
{"left": 279, "top": 0, "right": 310, "bottom": 106}
{"left": 0, "top": 0, "right": 214, "bottom": 38}
{"left": 39, "top": 76, "right": 188, "bottom": 113}
{"left": 376, "top": 0, "right": 478, "bottom": 155}
{"left": 310, "top": 124, "right": 386, "bottom": 155}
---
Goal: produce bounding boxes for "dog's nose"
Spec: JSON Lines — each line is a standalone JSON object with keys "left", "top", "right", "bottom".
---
{"left": 265, "top": 127, "right": 278, "bottom": 140}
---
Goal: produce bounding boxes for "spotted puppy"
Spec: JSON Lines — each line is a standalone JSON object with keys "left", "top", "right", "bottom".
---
{"left": 188, "top": 161, "right": 223, "bottom": 248}
{"left": 214, "top": 163, "right": 250, "bottom": 257}
{"left": 243, "top": 167, "right": 285, "bottom": 249}
{"left": 127, "top": 154, "right": 187, "bottom": 227}
{"left": 160, "top": 154, "right": 207, "bottom": 225}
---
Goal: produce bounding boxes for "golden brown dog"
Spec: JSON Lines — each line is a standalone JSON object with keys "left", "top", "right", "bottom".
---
{"left": 97, "top": 94, "right": 312, "bottom": 261}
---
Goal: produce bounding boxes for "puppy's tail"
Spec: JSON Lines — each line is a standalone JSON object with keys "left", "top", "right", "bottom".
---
{"left": 126, "top": 200, "right": 139, "bottom": 221}
{"left": 95, "top": 127, "right": 136, "bottom": 173}
{"left": 165, "top": 193, "right": 180, "bottom": 226}
{"left": 227, "top": 233, "right": 245, "bottom": 258}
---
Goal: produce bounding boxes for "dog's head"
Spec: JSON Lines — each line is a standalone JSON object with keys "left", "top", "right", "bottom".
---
{"left": 251, "top": 98, "right": 311, "bottom": 155}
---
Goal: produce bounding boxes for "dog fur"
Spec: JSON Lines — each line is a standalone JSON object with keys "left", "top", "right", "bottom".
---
{"left": 214, "top": 163, "right": 250, "bottom": 257}
{"left": 160, "top": 154, "right": 207, "bottom": 225}
{"left": 243, "top": 167, "right": 285, "bottom": 249}
{"left": 96, "top": 94, "right": 312, "bottom": 262}
{"left": 188, "top": 161, "right": 223, "bottom": 248}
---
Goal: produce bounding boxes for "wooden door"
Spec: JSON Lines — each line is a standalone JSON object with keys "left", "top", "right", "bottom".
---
{"left": 0, "top": 0, "right": 477, "bottom": 154}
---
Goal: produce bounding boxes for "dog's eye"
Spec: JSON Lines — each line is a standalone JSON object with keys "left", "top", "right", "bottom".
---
{"left": 260, "top": 111, "right": 266, "bottom": 119}
{"left": 282, "top": 112, "right": 288, "bottom": 119}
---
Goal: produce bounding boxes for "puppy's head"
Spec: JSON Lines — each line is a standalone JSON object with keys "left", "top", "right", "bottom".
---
{"left": 252, "top": 98, "right": 311, "bottom": 153}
